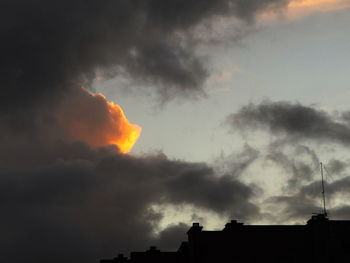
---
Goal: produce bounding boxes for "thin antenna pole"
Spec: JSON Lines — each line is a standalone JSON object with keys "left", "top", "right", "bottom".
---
{"left": 320, "top": 162, "right": 327, "bottom": 216}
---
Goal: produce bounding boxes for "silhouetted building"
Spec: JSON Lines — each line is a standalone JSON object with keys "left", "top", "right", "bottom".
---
{"left": 101, "top": 253, "right": 130, "bottom": 263}
{"left": 101, "top": 214, "right": 350, "bottom": 263}
{"left": 131, "top": 246, "right": 178, "bottom": 263}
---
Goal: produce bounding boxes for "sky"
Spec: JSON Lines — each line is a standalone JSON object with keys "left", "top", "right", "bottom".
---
{"left": 2, "top": 0, "right": 350, "bottom": 262}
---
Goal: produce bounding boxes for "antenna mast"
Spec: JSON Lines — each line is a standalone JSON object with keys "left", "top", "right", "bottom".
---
{"left": 320, "top": 162, "right": 327, "bottom": 217}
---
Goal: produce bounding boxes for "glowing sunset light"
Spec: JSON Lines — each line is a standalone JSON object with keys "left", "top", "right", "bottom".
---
{"left": 105, "top": 100, "right": 142, "bottom": 153}
{"left": 56, "top": 89, "right": 141, "bottom": 154}
{"left": 289, "top": 0, "right": 345, "bottom": 8}
{"left": 288, "top": 0, "right": 350, "bottom": 12}
{"left": 286, "top": 0, "right": 350, "bottom": 19}
{"left": 259, "top": 0, "right": 350, "bottom": 21}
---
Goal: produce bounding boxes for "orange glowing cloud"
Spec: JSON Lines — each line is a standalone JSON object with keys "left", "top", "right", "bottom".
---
{"left": 259, "top": 0, "right": 350, "bottom": 21}
{"left": 56, "top": 88, "right": 141, "bottom": 154}
{"left": 287, "top": 0, "right": 350, "bottom": 18}
{"left": 104, "top": 100, "right": 142, "bottom": 153}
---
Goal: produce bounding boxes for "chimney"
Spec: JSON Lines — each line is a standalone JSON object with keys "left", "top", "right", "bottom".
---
{"left": 147, "top": 246, "right": 160, "bottom": 253}
{"left": 187, "top": 223, "right": 203, "bottom": 235}
{"left": 223, "top": 220, "right": 244, "bottom": 231}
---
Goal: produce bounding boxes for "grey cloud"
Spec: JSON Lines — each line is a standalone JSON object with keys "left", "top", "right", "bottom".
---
{"left": 325, "top": 159, "right": 349, "bottom": 176}
{"left": 0, "top": 144, "right": 260, "bottom": 263}
{"left": 215, "top": 144, "right": 260, "bottom": 178}
{"left": 267, "top": 194, "right": 320, "bottom": 223}
{"left": 312, "top": 176, "right": 350, "bottom": 198}
{"left": 225, "top": 101, "right": 350, "bottom": 223}
{"left": 266, "top": 145, "right": 319, "bottom": 193}
{"left": 330, "top": 206, "right": 350, "bottom": 219}
{"left": 300, "top": 174, "right": 350, "bottom": 201}
{"left": 126, "top": 42, "right": 208, "bottom": 101}
{"left": 228, "top": 101, "right": 350, "bottom": 145}
{"left": 267, "top": 174, "right": 350, "bottom": 223}
{"left": 261, "top": 152, "right": 321, "bottom": 223}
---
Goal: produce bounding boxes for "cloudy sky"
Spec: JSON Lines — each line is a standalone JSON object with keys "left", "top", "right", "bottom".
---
{"left": 2, "top": 0, "right": 350, "bottom": 262}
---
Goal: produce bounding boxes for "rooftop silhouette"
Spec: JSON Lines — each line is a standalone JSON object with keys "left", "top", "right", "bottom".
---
{"left": 100, "top": 213, "right": 350, "bottom": 263}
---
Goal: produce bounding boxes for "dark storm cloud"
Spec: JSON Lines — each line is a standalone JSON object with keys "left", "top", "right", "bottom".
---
{"left": 0, "top": 144, "right": 260, "bottom": 263}
{"left": 1, "top": 0, "right": 291, "bottom": 116}
{"left": 228, "top": 101, "right": 350, "bottom": 145}
{"left": 163, "top": 169, "right": 258, "bottom": 217}
{"left": 0, "top": 2, "right": 296, "bottom": 262}
{"left": 154, "top": 223, "right": 189, "bottom": 251}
